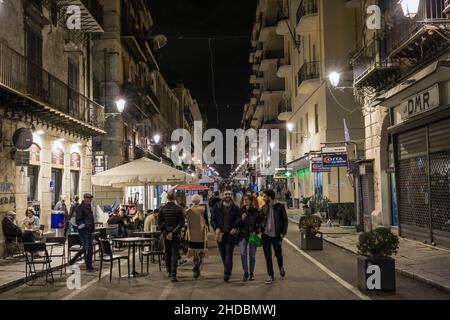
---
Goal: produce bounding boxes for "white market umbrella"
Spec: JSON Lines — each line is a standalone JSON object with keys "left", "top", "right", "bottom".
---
{"left": 92, "top": 157, "right": 198, "bottom": 187}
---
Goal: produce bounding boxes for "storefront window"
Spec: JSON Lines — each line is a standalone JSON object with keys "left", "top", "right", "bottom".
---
{"left": 27, "top": 166, "right": 39, "bottom": 202}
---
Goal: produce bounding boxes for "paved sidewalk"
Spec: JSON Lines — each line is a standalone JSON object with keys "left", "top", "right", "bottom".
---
{"left": 287, "top": 209, "right": 450, "bottom": 293}
{"left": 0, "top": 247, "right": 67, "bottom": 292}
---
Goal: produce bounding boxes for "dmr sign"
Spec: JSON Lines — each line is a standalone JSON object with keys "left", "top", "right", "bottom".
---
{"left": 400, "top": 84, "right": 440, "bottom": 120}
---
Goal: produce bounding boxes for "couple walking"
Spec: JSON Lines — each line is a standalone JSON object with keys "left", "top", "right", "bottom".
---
{"left": 211, "top": 189, "right": 288, "bottom": 284}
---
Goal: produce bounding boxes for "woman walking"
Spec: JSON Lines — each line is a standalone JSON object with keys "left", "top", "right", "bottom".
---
{"left": 239, "top": 195, "right": 262, "bottom": 282}
{"left": 185, "top": 194, "right": 209, "bottom": 279}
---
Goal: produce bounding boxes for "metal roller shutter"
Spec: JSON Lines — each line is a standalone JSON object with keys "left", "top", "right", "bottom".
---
{"left": 396, "top": 127, "right": 430, "bottom": 243}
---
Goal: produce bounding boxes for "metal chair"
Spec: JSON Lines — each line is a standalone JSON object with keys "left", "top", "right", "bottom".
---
{"left": 139, "top": 237, "right": 165, "bottom": 275}
{"left": 23, "top": 242, "right": 54, "bottom": 286}
{"left": 98, "top": 239, "right": 130, "bottom": 282}
{"left": 3, "top": 235, "right": 23, "bottom": 258}
{"left": 67, "top": 233, "right": 82, "bottom": 262}
{"left": 44, "top": 237, "right": 66, "bottom": 276}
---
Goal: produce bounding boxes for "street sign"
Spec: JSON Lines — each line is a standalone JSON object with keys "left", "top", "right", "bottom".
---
{"left": 322, "top": 146, "right": 347, "bottom": 154}
{"left": 311, "top": 159, "right": 331, "bottom": 172}
{"left": 322, "top": 153, "right": 348, "bottom": 168}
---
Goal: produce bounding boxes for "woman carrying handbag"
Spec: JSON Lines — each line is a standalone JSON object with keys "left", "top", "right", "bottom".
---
{"left": 238, "top": 194, "right": 262, "bottom": 282}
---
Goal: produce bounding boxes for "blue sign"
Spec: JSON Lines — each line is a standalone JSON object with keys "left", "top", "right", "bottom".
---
{"left": 311, "top": 160, "right": 331, "bottom": 172}
{"left": 322, "top": 153, "right": 348, "bottom": 168}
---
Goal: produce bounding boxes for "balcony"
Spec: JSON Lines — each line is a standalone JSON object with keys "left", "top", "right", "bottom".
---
{"left": 58, "top": 0, "right": 104, "bottom": 33}
{"left": 386, "top": 0, "right": 449, "bottom": 60}
{"left": 122, "top": 81, "right": 160, "bottom": 116}
{"left": 277, "top": 57, "right": 292, "bottom": 78}
{"left": 121, "top": 13, "right": 158, "bottom": 68}
{"left": 260, "top": 50, "right": 285, "bottom": 71}
{"left": 0, "top": 42, "right": 105, "bottom": 137}
{"left": 278, "top": 99, "right": 292, "bottom": 121}
{"left": 296, "top": 0, "right": 319, "bottom": 34}
{"left": 351, "top": 38, "right": 400, "bottom": 90}
{"left": 297, "top": 61, "right": 320, "bottom": 88}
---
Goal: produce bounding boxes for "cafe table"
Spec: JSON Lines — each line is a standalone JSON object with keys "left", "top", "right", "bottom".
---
{"left": 112, "top": 237, "right": 154, "bottom": 277}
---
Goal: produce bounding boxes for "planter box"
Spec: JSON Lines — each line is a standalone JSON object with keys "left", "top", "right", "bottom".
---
{"left": 300, "top": 231, "right": 323, "bottom": 250}
{"left": 357, "top": 255, "right": 396, "bottom": 292}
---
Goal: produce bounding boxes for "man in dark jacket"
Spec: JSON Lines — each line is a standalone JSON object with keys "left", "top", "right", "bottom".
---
{"left": 2, "top": 211, "right": 35, "bottom": 244}
{"left": 261, "top": 189, "right": 288, "bottom": 284}
{"left": 211, "top": 189, "right": 240, "bottom": 282}
{"left": 158, "top": 192, "right": 185, "bottom": 282}
{"left": 69, "top": 193, "right": 95, "bottom": 271}
{"left": 208, "top": 191, "right": 221, "bottom": 210}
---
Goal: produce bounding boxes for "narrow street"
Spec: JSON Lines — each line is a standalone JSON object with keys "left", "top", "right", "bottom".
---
{"left": 2, "top": 222, "right": 449, "bottom": 300}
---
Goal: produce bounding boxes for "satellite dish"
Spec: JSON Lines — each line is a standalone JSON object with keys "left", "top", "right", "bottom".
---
{"left": 153, "top": 34, "right": 168, "bottom": 50}
{"left": 12, "top": 128, "right": 33, "bottom": 150}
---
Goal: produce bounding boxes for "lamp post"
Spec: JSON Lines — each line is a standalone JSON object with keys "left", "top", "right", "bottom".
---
{"left": 399, "top": 0, "right": 420, "bottom": 19}
{"left": 105, "top": 99, "right": 126, "bottom": 118}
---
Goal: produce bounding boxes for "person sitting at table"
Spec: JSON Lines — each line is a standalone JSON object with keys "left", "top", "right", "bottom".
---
{"left": 144, "top": 209, "right": 157, "bottom": 232}
{"left": 2, "top": 211, "right": 35, "bottom": 244}
{"left": 21, "top": 208, "right": 40, "bottom": 230}
{"left": 133, "top": 210, "right": 145, "bottom": 230}
{"left": 107, "top": 209, "right": 127, "bottom": 237}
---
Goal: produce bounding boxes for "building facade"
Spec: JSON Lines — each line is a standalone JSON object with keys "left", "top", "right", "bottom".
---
{"left": 0, "top": 0, "right": 106, "bottom": 256}
{"left": 350, "top": 0, "right": 450, "bottom": 246}
{"left": 91, "top": 0, "right": 181, "bottom": 209}
{"left": 269, "top": 0, "right": 364, "bottom": 211}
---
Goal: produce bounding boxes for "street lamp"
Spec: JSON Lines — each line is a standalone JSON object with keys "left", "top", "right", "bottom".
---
{"left": 115, "top": 99, "right": 126, "bottom": 113}
{"left": 329, "top": 72, "right": 341, "bottom": 88}
{"left": 399, "top": 0, "right": 420, "bottom": 19}
{"left": 152, "top": 134, "right": 161, "bottom": 145}
{"left": 287, "top": 122, "right": 295, "bottom": 132}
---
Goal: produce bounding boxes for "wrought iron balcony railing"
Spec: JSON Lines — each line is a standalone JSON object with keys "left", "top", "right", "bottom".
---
{"left": 351, "top": 37, "right": 400, "bottom": 89}
{"left": 385, "top": 0, "right": 449, "bottom": 57}
{"left": 297, "top": 61, "right": 320, "bottom": 86}
{"left": 0, "top": 42, "right": 105, "bottom": 132}
{"left": 296, "top": 0, "right": 318, "bottom": 25}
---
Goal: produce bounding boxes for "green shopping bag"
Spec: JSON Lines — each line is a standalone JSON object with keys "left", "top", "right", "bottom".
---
{"left": 249, "top": 233, "right": 262, "bottom": 247}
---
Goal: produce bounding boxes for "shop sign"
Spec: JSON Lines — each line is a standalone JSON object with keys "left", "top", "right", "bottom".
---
{"left": 322, "top": 153, "right": 348, "bottom": 168}
{"left": 0, "top": 182, "right": 15, "bottom": 211}
{"left": 322, "top": 146, "right": 347, "bottom": 154}
{"left": 94, "top": 151, "right": 105, "bottom": 174}
{"left": 400, "top": 84, "right": 439, "bottom": 120}
{"left": 311, "top": 158, "right": 331, "bottom": 172}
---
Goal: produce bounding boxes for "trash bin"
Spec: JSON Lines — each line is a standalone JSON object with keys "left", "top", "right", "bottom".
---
{"left": 51, "top": 211, "right": 65, "bottom": 237}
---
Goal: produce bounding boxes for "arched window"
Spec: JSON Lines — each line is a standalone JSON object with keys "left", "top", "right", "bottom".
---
{"left": 52, "top": 148, "right": 64, "bottom": 167}
{"left": 29, "top": 143, "right": 41, "bottom": 165}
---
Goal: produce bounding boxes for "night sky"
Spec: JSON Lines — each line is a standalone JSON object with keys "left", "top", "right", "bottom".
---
{"left": 149, "top": 0, "right": 257, "bottom": 133}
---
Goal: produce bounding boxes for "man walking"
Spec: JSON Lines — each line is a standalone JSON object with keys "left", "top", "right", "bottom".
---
{"left": 261, "top": 189, "right": 288, "bottom": 284}
{"left": 68, "top": 196, "right": 80, "bottom": 234}
{"left": 211, "top": 189, "right": 240, "bottom": 282}
{"left": 69, "top": 193, "right": 95, "bottom": 272}
{"left": 158, "top": 192, "right": 185, "bottom": 282}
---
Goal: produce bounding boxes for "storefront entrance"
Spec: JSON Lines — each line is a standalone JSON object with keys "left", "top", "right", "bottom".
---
{"left": 395, "top": 119, "right": 450, "bottom": 248}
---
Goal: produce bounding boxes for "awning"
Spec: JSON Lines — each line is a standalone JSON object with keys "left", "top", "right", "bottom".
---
{"left": 170, "top": 184, "right": 209, "bottom": 191}
{"left": 92, "top": 157, "right": 198, "bottom": 187}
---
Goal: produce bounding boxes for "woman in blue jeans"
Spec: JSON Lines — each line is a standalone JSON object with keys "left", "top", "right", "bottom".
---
{"left": 238, "top": 195, "right": 262, "bottom": 282}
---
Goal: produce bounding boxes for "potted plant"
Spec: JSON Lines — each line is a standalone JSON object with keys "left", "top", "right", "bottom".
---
{"left": 357, "top": 227, "right": 399, "bottom": 292}
{"left": 298, "top": 211, "right": 323, "bottom": 251}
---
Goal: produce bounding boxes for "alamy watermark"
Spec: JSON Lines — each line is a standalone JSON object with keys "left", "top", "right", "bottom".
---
{"left": 170, "top": 121, "right": 281, "bottom": 175}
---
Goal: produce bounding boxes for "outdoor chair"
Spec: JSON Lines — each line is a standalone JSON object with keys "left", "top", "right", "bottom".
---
{"left": 44, "top": 236, "right": 66, "bottom": 276}
{"left": 139, "top": 237, "right": 164, "bottom": 275}
{"left": 3, "top": 235, "right": 23, "bottom": 258}
{"left": 67, "top": 233, "right": 82, "bottom": 262}
{"left": 98, "top": 239, "right": 130, "bottom": 282}
{"left": 23, "top": 242, "right": 54, "bottom": 286}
